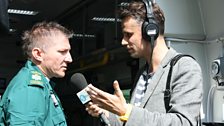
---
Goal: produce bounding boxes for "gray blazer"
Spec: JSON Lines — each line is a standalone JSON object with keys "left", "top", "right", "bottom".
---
{"left": 108, "top": 48, "right": 203, "bottom": 126}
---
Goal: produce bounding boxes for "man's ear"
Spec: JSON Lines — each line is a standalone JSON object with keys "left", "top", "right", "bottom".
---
{"left": 32, "top": 47, "right": 43, "bottom": 62}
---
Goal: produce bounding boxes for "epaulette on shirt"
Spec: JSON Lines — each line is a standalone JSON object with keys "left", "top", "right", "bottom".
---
{"left": 28, "top": 70, "right": 44, "bottom": 88}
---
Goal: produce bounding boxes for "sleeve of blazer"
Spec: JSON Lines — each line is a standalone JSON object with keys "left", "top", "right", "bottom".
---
{"left": 124, "top": 57, "right": 203, "bottom": 126}
{"left": 108, "top": 112, "right": 123, "bottom": 126}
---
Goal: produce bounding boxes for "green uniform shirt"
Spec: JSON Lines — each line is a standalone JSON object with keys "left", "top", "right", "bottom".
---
{"left": 0, "top": 60, "right": 67, "bottom": 126}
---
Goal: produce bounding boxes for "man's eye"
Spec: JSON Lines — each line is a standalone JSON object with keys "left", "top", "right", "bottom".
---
{"left": 59, "top": 50, "right": 67, "bottom": 54}
{"left": 124, "top": 33, "right": 132, "bottom": 38}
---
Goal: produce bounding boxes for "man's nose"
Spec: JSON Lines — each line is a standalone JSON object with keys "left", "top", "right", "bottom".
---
{"left": 65, "top": 52, "right": 73, "bottom": 63}
{"left": 121, "top": 39, "right": 128, "bottom": 46}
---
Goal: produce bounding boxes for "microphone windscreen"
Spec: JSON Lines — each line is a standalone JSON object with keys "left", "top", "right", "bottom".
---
{"left": 70, "top": 73, "right": 88, "bottom": 91}
{"left": 70, "top": 73, "right": 110, "bottom": 125}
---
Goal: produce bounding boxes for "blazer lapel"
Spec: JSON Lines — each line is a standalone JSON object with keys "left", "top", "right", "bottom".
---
{"left": 139, "top": 48, "right": 178, "bottom": 107}
{"left": 140, "top": 65, "right": 165, "bottom": 107}
{"left": 129, "top": 48, "right": 178, "bottom": 106}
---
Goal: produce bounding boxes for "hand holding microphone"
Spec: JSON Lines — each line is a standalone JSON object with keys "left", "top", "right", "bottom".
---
{"left": 70, "top": 73, "right": 110, "bottom": 126}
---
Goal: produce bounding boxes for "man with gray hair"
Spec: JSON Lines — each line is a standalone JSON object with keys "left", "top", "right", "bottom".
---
{"left": 0, "top": 21, "right": 73, "bottom": 125}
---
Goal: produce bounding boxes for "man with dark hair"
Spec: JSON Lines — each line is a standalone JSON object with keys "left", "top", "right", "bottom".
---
{"left": 0, "top": 21, "right": 73, "bottom": 125}
{"left": 86, "top": 1, "right": 203, "bottom": 126}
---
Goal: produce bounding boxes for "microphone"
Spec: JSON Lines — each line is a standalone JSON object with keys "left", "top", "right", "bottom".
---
{"left": 70, "top": 73, "right": 110, "bottom": 126}
{"left": 70, "top": 73, "right": 90, "bottom": 104}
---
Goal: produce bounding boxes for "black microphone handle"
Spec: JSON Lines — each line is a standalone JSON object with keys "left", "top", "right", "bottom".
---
{"left": 99, "top": 112, "right": 110, "bottom": 126}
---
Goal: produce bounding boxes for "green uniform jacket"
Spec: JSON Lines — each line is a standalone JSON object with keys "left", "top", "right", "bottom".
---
{"left": 0, "top": 60, "right": 67, "bottom": 126}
